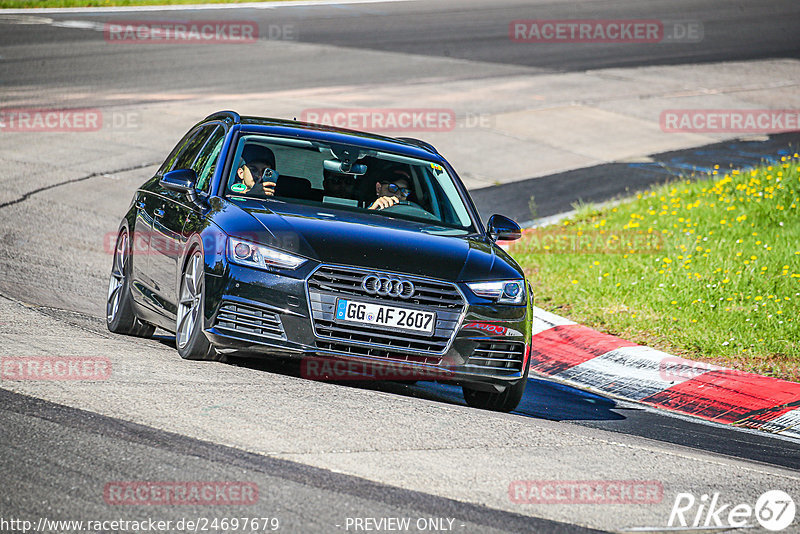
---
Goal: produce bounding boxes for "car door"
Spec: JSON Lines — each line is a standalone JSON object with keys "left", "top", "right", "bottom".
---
{"left": 147, "top": 124, "right": 219, "bottom": 320}
{"left": 129, "top": 185, "right": 155, "bottom": 298}
{"left": 130, "top": 127, "right": 201, "bottom": 311}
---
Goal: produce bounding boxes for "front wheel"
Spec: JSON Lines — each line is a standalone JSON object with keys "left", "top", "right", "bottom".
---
{"left": 176, "top": 247, "right": 222, "bottom": 361}
{"left": 106, "top": 228, "right": 155, "bottom": 338}
{"left": 462, "top": 377, "right": 528, "bottom": 413}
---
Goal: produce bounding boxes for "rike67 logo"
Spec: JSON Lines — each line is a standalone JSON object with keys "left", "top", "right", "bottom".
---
{"left": 669, "top": 490, "right": 795, "bottom": 531}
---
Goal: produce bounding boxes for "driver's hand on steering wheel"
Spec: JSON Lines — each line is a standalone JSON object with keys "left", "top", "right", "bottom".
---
{"left": 369, "top": 195, "right": 401, "bottom": 210}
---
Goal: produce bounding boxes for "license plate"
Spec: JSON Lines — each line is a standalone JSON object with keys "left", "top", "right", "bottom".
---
{"left": 335, "top": 299, "right": 436, "bottom": 335}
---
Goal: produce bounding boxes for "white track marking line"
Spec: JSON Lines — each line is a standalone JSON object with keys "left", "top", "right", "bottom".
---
{"left": 0, "top": 0, "right": 418, "bottom": 15}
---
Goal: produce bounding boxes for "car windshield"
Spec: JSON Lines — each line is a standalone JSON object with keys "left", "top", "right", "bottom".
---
{"left": 225, "top": 135, "right": 476, "bottom": 234}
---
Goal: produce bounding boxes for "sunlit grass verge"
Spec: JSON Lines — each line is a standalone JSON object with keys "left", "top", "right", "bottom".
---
{"left": 1, "top": 0, "right": 286, "bottom": 8}
{"left": 513, "top": 155, "right": 800, "bottom": 381}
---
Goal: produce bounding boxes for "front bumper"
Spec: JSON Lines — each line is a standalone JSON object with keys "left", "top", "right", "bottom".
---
{"left": 203, "top": 263, "right": 531, "bottom": 387}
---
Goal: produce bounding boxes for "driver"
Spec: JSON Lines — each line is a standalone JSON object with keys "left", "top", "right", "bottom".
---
{"left": 368, "top": 169, "right": 412, "bottom": 210}
{"left": 233, "top": 145, "right": 277, "bottom": 196}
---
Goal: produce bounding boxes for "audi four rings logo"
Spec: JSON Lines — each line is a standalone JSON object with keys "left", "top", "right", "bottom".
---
{"left": 361, "top": 275, "right": 415, "bottom": 299}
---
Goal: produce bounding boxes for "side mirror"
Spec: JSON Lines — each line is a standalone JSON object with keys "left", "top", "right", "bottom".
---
{"left": 487, "top": 214, "right": 522, "bottom": 242}
{"left": 160, "top": 168, "right": 197, "bottom": 193}
{"left": 160, "top": 168, "right": 202, "bottom": 207}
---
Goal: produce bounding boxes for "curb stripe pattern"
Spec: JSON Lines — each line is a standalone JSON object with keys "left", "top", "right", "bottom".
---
{"left": 529, "top": 325, "right": 636, "bottom": 375}
{"left": 529, "top": 307, "right": 800, "bottom": 439}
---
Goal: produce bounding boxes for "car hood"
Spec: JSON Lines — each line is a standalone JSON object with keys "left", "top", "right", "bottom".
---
{"left": 219, "top": 199, "right": 521, "bottom": 281}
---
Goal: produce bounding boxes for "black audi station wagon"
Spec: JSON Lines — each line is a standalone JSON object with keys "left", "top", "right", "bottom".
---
{"left": 107, "top": 111, "right": 532, "bottom": 412}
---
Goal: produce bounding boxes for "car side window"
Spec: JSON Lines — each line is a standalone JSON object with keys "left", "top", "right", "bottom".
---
{"left": 171, "top": 125, "right": 217, "bottom": 172}
{"left": 158, "top": 128, "right": 198, "bottom": 175}
{"left": 193, "top": 126, "right": 226, "bottom": 193}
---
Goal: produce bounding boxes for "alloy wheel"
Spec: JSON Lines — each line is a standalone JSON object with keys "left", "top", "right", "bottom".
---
{"left": 176, "top": 250, "right": 203, "bottom": 349}
{"left": 107, "top": 231, "right": 128, "bottom": 322}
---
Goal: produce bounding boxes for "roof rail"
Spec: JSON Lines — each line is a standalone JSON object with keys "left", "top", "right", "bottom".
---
{"left": 397, "top": 137, "right": 438, "bottom": 154}
{"left": 203, "top": 110, "right": 241, "bottom": 123}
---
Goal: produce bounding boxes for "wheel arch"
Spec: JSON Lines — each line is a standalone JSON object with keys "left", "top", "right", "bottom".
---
{"left": 178, "top": 227, "right": 227, "bottom": 330}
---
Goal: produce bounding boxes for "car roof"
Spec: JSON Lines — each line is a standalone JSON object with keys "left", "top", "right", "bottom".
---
{"left": 202, "top": 111, "right": 444, "bottom": 162}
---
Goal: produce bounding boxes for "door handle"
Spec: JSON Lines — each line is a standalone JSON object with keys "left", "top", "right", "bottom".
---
{"left": 154, "top": 208, "right": 165, "bottom": 218}
{"left": 136, "top": 200, "right": 146, "bottom": 210}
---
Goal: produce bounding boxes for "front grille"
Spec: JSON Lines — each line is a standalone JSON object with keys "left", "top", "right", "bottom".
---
{"left": 308, "top": 265, "right": 465, "bottom": 360}
{"left": 467, "top": 341, "right": 525, "bottom": 372}
{"left": 214, "top": 301, "right": 286, "bottom": 342}
{"left": 308, "top": 265, "right": 463, "bottom": 309}
{"left": 316, "top": 340, "right": 442, "bottom": 365}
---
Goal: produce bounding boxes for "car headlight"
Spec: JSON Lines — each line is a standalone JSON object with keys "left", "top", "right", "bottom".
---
{"left": 466, "top": 280, "right": 526, "bottom": 304}
{"left": 227, "top": 237, "right": 306, "bottom": 270}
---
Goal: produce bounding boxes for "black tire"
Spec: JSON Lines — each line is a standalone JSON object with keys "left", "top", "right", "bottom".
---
{"left": 175, "top": 246, "right": 223, "bottom": 361}
{"left": 462, "top": 373, "right": 528, "bottom": 413}
{"left": 106, "top": 228, "right": 155, "bottom": 338}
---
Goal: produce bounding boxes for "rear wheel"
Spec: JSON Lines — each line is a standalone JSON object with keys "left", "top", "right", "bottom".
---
{"left": 462, "top": 375, "right": 528, "bottom": 413}
{"left": 176, "top": 247, "right": 221, "bottom": 361}
{"left": 106, "top": 228, "right": 155, "bottom": 338}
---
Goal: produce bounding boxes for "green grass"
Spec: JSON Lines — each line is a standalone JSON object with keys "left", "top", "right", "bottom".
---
{"left": 1, "top": 0, "right": 286, "bottom": 8}
{"left": 512, "top": 155, "right": 800, "bottom": 381}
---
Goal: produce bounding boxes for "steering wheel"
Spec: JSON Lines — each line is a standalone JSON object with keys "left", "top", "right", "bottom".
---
{"left": 381, "top": 200, "right": 438, "bottom": 220}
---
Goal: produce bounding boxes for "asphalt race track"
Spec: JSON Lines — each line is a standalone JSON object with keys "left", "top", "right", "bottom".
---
{"left": 1, "top": 1, "right": 799, "bottom": 532}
